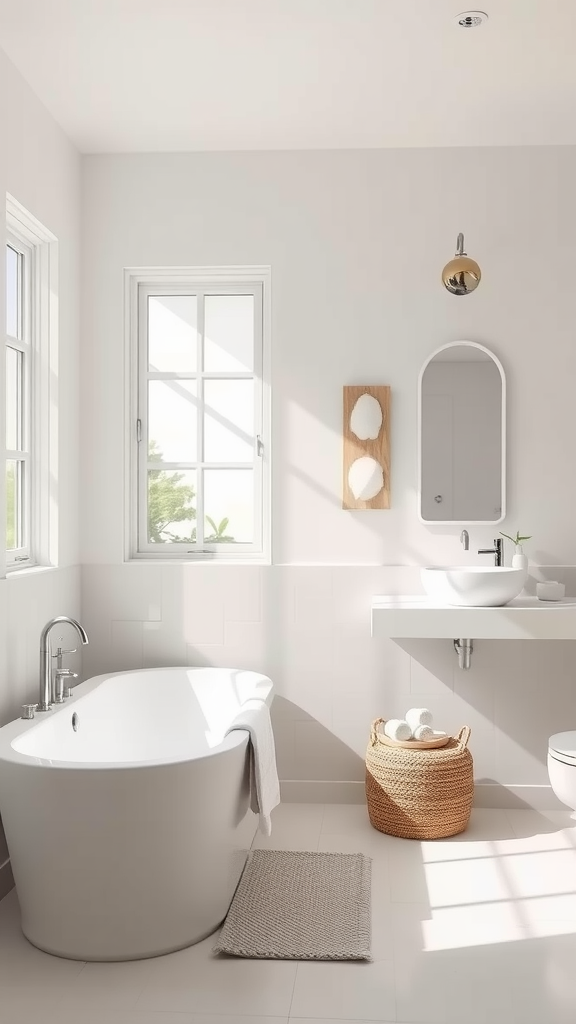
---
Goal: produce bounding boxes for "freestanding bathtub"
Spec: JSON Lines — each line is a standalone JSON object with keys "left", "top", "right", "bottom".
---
{"left": 0, "top": 666, "right": 274, "bottom": 961}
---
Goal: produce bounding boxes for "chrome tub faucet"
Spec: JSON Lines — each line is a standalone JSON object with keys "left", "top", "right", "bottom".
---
{"left": 37, "top": 616, "right": 89, "bottom": 712}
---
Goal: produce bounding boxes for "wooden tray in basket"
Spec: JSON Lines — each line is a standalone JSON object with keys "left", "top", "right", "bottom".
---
{"left": 375, "top": 719, "right": 451, "bottom": 750}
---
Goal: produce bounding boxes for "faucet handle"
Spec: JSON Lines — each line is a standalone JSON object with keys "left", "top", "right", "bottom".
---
{"left": 21, "top": 704, "right": 37, "bottom": 720}
{"left": 54, "top": 669, "right": 78, "bottom": 703}
{"left": 52, "top": 648, "right": 77, "bottom": 658}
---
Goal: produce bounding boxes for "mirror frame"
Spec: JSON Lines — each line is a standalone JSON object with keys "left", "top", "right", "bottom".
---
{"left": 418, "top": 340, "right": 507, "bottom": 526}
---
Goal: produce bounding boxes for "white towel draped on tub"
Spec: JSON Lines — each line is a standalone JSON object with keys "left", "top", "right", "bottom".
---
{"left": 227, "top": 699, "right": 280, "bottom": 836}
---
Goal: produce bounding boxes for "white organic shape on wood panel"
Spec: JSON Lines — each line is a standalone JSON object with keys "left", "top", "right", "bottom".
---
{"left": 348, "top": 456, "right": 384, "bottom": 501}
{"left": 349, "top": 393, "right": 382, "bottom": 440}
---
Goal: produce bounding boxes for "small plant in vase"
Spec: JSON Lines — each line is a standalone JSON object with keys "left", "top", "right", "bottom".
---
{"left": 500, "top": 530, "right": 532, "bottom": 570}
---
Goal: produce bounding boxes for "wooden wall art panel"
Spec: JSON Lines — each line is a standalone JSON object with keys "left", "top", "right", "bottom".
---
{"left": 343, "top": 385, "right": 390, "bottom": 510}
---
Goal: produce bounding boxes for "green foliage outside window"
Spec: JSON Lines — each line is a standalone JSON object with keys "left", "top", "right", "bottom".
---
{"left": 6, "top": 463, "right": 15, "bottom": 550}
{"left": 147, "top": 441, "right": 235, "bottom": 544}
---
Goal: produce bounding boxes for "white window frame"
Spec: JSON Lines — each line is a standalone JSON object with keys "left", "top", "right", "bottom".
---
{"left": 4, "top": 196, "right": 56, "bottom": 574}
{"left": 125, "top": 267, "right": 271, "bottom": 562}
{"left": 5, "top": 232, "right": 32, "bottom": 564}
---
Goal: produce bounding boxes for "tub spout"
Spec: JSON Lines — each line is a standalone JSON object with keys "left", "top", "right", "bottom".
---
{"left": 38, "top": 617, "right": 89, "bottom": 712}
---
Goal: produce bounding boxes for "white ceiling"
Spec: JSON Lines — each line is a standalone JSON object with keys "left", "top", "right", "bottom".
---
{"left": 0, "top": 0, "right": 575, "bottom": 153}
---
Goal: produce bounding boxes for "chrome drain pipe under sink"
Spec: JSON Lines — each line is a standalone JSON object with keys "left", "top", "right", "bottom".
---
{"left": 454, "top": 638, "right": 473, "bottom": 670}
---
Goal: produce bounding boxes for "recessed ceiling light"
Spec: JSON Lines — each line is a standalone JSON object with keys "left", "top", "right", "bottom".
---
{"left": 455, "top": 11, "right": 488, "bottom": 28}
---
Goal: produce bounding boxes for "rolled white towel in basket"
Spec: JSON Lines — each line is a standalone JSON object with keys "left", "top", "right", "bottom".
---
{"left": 413, "top": 724, "right": 435, "bottom": 741}
{"left": 406, "top": 707, "right": 433, "bottom": 733}
{"left": 384, "top": 719, "right": 413, "bottom": 742}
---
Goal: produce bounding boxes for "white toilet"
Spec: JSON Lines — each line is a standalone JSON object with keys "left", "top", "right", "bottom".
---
{"left": 548, "top": 732, "right": 576, "bottom": 809}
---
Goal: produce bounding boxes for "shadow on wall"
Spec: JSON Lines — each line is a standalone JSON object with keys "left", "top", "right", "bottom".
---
{"left": 79, "top": 562, "right": 576, "bottom": 797}
{"left": 394, "top": 637, "right": 576, "bottom": 789}
{"left": 154, "top": 636, "right": 367, "bottom": 788}
{"left": 269, "top": 696, "right": 366, "bottom": 784}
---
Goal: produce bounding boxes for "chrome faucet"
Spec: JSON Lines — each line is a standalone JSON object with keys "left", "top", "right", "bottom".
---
{"left": 38, "top": 616, "right": 89, "bottom": 712}
{"left": 53, "top": 642, "right": 79, "bottom": 703}
{"left": 460, "top": 530, "right": 469, "bottom": 551}
{"left": 478, "top": 537, "right": 503, "bottom": 567}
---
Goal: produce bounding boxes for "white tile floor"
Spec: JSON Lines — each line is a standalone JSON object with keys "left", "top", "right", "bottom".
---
{"left": 1, "top": 802, "right": 576, "bottom": 1023}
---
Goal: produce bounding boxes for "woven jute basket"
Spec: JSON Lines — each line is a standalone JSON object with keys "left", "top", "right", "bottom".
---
{"left": 365, "top": 718, "right": 474, "bottom": 840}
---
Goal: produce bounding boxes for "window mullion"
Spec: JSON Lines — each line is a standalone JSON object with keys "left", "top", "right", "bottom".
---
{"left": 20, "top": 460, "right": 28, "bottom": 554}
{"left": 138, "top": 285, "right": 150, "bottom": 551}
{"left": 6, "top": 235, "right": 32, "bottom": 562}
{"left": 146, "top": 371, "right": 199, "bottom": 381}
{"left": 21, "top": 344, "right": 28, "bottom": 460}
{"left": 253, "top": 283, "right": 264, "bottom": 558}
{"left": 196, "top": 291, "right": 205, "bottom": 547}
{"left": 146, "top": 461, "right": 253, "bottom": 471}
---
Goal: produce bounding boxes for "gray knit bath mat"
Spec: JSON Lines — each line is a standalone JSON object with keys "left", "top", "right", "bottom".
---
{"left": 214, "top": 849, "right": 372, "bottom": 960}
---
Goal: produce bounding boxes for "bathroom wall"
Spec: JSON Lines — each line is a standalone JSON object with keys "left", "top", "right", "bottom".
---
{"left": 0, "top": 48, "right": 82, "bottom": 893}
{"left": 81, "top": 147, "right": 576, "bottom": 806}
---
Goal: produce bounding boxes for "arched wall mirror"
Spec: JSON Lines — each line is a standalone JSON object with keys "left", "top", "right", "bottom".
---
{"left": 418, "top": 341, "right": 506, "bottom": 524}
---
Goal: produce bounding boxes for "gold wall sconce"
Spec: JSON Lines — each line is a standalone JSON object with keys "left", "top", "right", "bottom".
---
{"left": 442, "top": 233, "right": 481, "bottom": 295}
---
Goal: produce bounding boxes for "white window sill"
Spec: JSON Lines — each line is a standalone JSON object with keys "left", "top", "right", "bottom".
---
{"left": 5, "top": 564, "right": 57, "bottom": 579}
{"left": 125, "top": 557, "right": 271, "bottom": 567}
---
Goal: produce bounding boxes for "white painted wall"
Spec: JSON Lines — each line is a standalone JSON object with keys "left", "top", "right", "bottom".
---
{"left": 81, "top": 147, "right": 576, "bottom": 805}
{"left": 0, "top": 47, "right": 82, "bottom": 891}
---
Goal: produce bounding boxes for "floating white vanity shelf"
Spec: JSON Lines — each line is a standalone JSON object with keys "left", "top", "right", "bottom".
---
{"left": 372, "top": 596, "right": 576, "bottom": 641}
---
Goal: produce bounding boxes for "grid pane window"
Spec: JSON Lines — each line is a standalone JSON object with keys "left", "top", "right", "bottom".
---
{"left": 148, "top": 379, "right": 198, "bottom": 462}
{"left": 204, "top": 294, "right": 254, "bottom": 372}
{"left": 6, "top": 460, "right": 20, "bottom": 551}
{"left": 148, "top": 295, "right": 197, "bottom": 372}
{"left": 137, "top": 282, "right": 266, "bottom": 557}
{"left": 147, "top": 468, "right": 196, "bottom": 544}
{"left": 5, "top": 346, "right": 22, "bottom": 451}
{"left": 203, "top": 379, "right": 254, "bottom": 463}
{"left": 204, "top": 468, "right": 254, "bottom": 544}
{"left": 5, "top": 238, "right": 31, "bottom": 563}
{"left": 6, "top": 245, "right": 20, "bottom": 340}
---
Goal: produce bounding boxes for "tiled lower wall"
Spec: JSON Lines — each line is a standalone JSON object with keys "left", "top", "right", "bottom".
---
{"left": 0, "top": 563, "right": 81, "bottom": 896}
{"left": 81, "top": 564, "right": 576, "bottom": 808}
{"left": 0, "top": 565, "right": 82, "bottom": 726}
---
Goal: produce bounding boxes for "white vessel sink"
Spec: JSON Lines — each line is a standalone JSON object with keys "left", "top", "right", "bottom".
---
{"left": 421, "top": 566, "right": 527, "bottom": 607}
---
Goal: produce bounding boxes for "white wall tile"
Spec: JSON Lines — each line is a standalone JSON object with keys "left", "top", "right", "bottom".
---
{"left": 292, "top": 720, "right": 365, "bottom": 782}
{"left": 82, "top": 566, "right": 162, "bottom": 624}
{"left": 404, "top": 639, "right": 455, "bottom": 695}
{"left": 223, "top": 619, "right": 266, "bottom": 659}
{"left": 182, "top": 567, "right": 225, "bottom": 646}
{"left": 269, "top": 703, "right": 295, "bottom": 778}
{"left": 78, "top": 564, "right": 576, "bottom": 800}
{"left": 111, "top": 621, "right": 144, "bottom": 671}
{"left": 142, "top": 622, "right": 187, "bottom": 667}
{"left": 222, "top": 566, "right": 262, "bottom": 623}
{"left": 332, "top": 635, "right": 411, "bottom": 701}
{"left": 185, "top": 644, "right": 222, "bottom": 668}
{"left": 2, "top": 567, "right": 82, "bottom": 722}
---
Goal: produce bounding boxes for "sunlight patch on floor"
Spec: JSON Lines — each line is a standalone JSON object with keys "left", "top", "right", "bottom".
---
{"left": 421, "top": 828, "right": 576, "bottom": 950}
